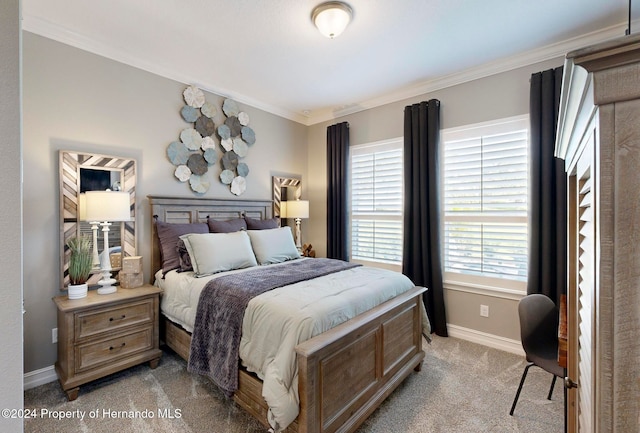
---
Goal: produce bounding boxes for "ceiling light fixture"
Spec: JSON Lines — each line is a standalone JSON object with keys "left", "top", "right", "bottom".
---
{"left": 311, "top": 2, "right": 353, "bottom": 39}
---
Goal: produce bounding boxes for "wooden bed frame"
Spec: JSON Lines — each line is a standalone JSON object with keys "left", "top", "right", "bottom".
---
{"left": 148, "top": 195, "right": 426, "bottom": 433}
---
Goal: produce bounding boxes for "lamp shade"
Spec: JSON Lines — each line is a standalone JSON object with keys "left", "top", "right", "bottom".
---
{"left": 312, "top": 2, "right": 352, "bottom": 38}
{"left": 83, "top": 191, "right": 132, "bottom": 222}
{"left": 283, "top": 200, "right": 309, "bottom": 219}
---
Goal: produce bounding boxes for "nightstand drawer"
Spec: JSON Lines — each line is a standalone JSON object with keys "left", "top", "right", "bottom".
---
{"left": 75, "top": 327, "right": 153, "bottom": 373}
{"left": 75, "top": 299, "right": 154, "bottom": 340}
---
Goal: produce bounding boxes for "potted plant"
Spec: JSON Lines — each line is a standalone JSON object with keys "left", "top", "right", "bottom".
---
{"left": 67, "top": 235, "right": 93, "bottom": 299}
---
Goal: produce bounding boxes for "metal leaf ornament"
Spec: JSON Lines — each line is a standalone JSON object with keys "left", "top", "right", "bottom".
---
{"left": 189, "top": 174, "right": 210, "bottom": 194}
{"left": 225, "top": 116, "right": 242, "bottom": 137}
{"left": 201, "top": 102, "right": 217, "bottom": 118}
{"left": 222, "top": 99, "right": 240, "bottom": 117}
{"left": 167, "top": 141, "right": 190, "bottom": 165}
{"left": 181, "top": 105, "right": 199, "bottom": 122}
{"left": 187, "top": 153, "right": 208, "bottom": 176}
{"left": 195, "top": 116, "right": 216, "bottom": 137}
{"left": 183, "top": 85, "right": 205, "bottom": 108}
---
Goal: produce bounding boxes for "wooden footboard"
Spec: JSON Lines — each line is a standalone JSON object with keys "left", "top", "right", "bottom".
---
{"left": 162, "top": 286, "right": 425, "bottom": 433}
{"left": 295, "top": 286, "right": 425, "bottom": 433}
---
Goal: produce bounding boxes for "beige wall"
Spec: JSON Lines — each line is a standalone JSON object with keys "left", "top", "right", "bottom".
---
{"left": 307, "top": 57, "right": 563, "bottom": 342}
{"left": 22, "top": 32, "right": 307, "bottom": 372}
{"left": 1, "top": 0, "right": 24, "bottom": 431}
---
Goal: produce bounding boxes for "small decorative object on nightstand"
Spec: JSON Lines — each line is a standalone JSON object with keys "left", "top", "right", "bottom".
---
{"left": 302, "top": 243, "right": 316, "bottom": 258}
{"left": 53, "top": 284, "right": 162, "bottom": 401}
{"left": 119, "top": 256, "right": 143, "bottom": 289}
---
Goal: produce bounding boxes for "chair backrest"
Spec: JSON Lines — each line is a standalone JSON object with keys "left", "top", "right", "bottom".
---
{"left": 518, "top": 294, "right": 559, "bottom": 359}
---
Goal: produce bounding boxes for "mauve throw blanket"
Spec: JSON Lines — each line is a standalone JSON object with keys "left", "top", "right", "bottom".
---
{"left": 187, "top": 258, "right": 361, "bottom": 396}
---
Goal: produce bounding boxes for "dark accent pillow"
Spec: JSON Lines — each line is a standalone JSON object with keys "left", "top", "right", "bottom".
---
{"left": 244, "top": 216, "right": 279, "bottom": 230}
{"left": 207, "top": 217, "right": 247, "bottom": 233}
{"left": 176, "top": 238, "right": 193, "bottom": 272}
{"left": 155, "top": 221, "right": 208, "bottom": 274}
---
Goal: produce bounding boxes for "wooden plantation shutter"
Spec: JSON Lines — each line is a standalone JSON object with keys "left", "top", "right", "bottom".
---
{"left": 350, "top": 139, "right": 403, "bottom": 265}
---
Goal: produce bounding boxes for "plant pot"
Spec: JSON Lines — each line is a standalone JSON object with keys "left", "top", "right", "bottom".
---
{"left": 68, "top": 283, "right": 88, "bottom": 299}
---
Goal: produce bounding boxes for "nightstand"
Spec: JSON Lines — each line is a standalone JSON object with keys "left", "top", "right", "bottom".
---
{"left": 53, "top": 284, "right": 163, "bottom": 401}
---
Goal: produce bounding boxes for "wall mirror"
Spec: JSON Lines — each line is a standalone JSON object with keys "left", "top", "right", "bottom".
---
{"left": 59, "top": 150, "right": 137, "bottom": 290}
{"left": 272, "top": 176, "right": 301, "bottom": 221}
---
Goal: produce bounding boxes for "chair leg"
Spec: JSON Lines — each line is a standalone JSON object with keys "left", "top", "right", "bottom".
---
{"left": 510, "top": 362, "right": 534, "bottom": 416}
{"left": 547, "top": 375, "right": 557, "bottom": 400}
{"left": 563, "top": 377, "right": 568, "bottom": 433}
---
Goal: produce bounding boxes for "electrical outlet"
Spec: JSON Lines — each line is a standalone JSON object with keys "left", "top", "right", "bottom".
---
{"left": 52, "top": 328, "right": 58, "bottom": 344}
{"left": 480, "top": 305, "right": 489, "bottom": 318}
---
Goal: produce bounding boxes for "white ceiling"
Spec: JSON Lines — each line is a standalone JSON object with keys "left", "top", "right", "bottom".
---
{"left": 22, "top": 0, "right": 638, "bottom": 125}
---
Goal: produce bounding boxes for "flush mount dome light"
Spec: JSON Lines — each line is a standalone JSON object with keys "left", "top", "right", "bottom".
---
{"left": 311, "top": 1, "right": 353, "bottom": 39}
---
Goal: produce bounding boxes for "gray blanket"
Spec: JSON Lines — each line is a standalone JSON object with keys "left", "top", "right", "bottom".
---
{"left": 187, "top": 258, "right": 361, "bottom": 396}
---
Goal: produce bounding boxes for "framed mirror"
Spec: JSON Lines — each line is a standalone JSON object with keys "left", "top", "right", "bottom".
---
{"left": 272, "top": 176, "right": 301, "bottom": 220}
{"left": 59, "top": 150, "right": 137, "bottom": 290}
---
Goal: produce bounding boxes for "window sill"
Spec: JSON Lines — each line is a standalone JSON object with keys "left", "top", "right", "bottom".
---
{"left": 443, "top": 279, "right": 525, "bottom": 301}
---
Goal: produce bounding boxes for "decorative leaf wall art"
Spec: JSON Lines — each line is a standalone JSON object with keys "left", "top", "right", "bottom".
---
{"left": 166, "top": 85, "right": 218, "bottom": 194}
{"left": 166, "top": 86, "right": 256, "bottom": 196}
{"left": 217, "top": 97, "right": 255, "bottom": 196}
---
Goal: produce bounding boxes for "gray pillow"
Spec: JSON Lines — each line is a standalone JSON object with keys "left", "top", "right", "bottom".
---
{"left": 207, "top": 217, "right": 247, "bottom": 233}
{"left": 155, "top": 221, "right": 209, "bottom": 274}
{"left": 244, "top": 216, "right": 279, "bottom": 230}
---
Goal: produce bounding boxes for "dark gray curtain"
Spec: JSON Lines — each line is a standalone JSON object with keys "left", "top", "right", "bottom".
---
{"left": 528, "top": 67, "right": 567, "bottom": 305}
{"left": 403, "top": 100, "right": 447, "bottom": 336}
{"left": 326, "top": 122, "right": 349, "bottom": 261}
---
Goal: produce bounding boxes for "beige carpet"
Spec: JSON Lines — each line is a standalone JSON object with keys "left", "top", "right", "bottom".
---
{"left": 24, "top": 336, "right": 563, "bottom": 432}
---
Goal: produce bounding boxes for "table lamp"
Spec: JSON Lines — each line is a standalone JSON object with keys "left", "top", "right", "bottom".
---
{"left": 282, "top": 199, "right": 309, "bottom": 251}
{"left": 83, "top": 190, "right": 132, "bottom": 294}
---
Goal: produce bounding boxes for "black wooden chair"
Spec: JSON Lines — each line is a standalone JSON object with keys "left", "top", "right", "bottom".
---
{"left": 510, "top": 294, "right": 564, "bottom": 416}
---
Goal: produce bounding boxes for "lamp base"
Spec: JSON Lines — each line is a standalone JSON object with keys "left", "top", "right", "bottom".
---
{"left": 97, "top": 285, "right": 117, "bottom": 295}
{"left": 97, "top": 270, "right": 117, "bottom": 295}
{"left": 294, "top": 217, "right": 302, "bottom": 252}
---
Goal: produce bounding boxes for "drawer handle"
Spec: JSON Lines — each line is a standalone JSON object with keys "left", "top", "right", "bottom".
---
{"left": 109, "top": 315, "right": 126, "bottom": 322}
{"left": 109, "top": 342, "right": 126, "bottom": 351}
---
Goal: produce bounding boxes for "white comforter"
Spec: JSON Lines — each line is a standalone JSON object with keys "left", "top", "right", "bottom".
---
{"left": 156, "top": 259, "right": 429, "bottom": 431}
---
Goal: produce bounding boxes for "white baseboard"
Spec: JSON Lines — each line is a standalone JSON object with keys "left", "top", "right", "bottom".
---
{"left": 447, "top": 324, "right": 525, "bottom": 357}
{"left": 24, "top": 365, "right": 57, "bottom": 390}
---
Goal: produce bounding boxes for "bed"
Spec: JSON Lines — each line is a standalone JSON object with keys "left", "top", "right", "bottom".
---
{"left": 148, "top": 195, "right": 427, "bottom": 433}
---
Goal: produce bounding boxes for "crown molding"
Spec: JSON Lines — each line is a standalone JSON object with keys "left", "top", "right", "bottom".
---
{"left": 22, "top": 12, "right": 636, "bottom": 126}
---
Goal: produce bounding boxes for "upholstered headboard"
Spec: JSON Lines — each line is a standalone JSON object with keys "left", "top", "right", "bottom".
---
{"left": 148, "top": 195, "right": 273, "bottom": 282}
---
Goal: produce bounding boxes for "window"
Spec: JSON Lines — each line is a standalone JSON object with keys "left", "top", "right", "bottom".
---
{"left": 350, "top": 139, "right": 403, "bottom": 268}
{"left": 442, "top": 116, "right": 528, "bottom": 291}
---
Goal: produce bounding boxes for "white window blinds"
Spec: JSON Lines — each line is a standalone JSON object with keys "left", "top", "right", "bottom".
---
{"left": 350, "top": 139, "right": 403, "bottom": 266}
{"left": 442, "top": 116, "right": 528, "bottom": 287}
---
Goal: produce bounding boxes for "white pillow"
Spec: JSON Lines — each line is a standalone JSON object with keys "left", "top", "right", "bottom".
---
{"left": 180, "top": 231, "right": 257, "bottom": 277}
{"left": 247, "top": 227, "right": 301, "bottom": 265}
